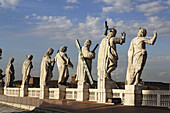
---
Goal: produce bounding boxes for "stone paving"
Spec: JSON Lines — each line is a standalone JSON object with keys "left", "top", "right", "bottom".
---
{"left": 0, "top": 103, "right": 28, "bottom": 113}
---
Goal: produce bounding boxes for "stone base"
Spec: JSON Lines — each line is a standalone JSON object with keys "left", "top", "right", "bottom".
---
{"left": 76, "top": 83, "right": 89, "bottom": 101}
{"left": 0, "top": 87, "right": 3, "bottom": 95}
{"left": 58, "top": 84, "right": 67, "bottom": 99}
{"left": 20, "top": 85, "right": 28, "bottom": 97}
{"left": 97, "top": 78, "right": 117, "bottom": 103}
{"left": 124, "top": 85, "right": 142, "bottom": 106}
{"left": 39, "top": 86, "right": 49, "bottom": 99}
{"left": 97, "top": 89, "right": 113, "bottom": 103}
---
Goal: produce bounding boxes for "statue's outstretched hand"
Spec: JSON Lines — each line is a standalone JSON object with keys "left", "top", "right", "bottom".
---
{"left": 121, "top": 31, "right": 126, "bottom": 36}
{"left": 153, "top": 30, "right": 157, "bottom": 36}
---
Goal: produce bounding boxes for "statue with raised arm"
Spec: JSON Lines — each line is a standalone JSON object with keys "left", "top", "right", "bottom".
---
{"left": 98, "top": 28, "right": 126, "bottom": 80}
{"left": 22, "top": 55, "right": 33, "bottom": 86}
{"left": 55, "top": 46, "right": 73, "bottom": 85}
{"left": 5, "top": 58, "right": 15, "bottom": 87}
{"left": 76, "top": 40, "right": 95, "bottom": 85}
{"left": 40, "top": 48, "right": 55, "bottom": 87}
{"left": 126, "top": 28, "right": 157, "bottom": 85}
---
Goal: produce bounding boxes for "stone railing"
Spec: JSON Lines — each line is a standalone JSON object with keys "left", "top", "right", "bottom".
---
{"left": 89, "top": 89, "right": 98, "bottom": 101}
{"left": 112, "top": 89, "right": 125, "bottom": 103}
{"left": 65, "top": 88, "right": 77, "bottom": 100}
{"left": 142, "top": 90, "right": 170, "bottom": 107}
{"left": 4, "top": 87, "right": 20, "bottom": 97}
{"left": 49, "top": 88, "right": 59, "bottom": 99}
{"left": 3, "top": 87, "right": 170, "bottom": 108}
{"left": 28, "top": 88, "right": 40, "bottom": 98}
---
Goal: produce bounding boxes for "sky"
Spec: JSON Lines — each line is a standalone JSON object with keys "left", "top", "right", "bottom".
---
{"left": 0, "top": 0, "right": 170, "bottom": 83}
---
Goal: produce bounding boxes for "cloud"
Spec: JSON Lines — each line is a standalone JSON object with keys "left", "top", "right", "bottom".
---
{"left": 22, "top": 13, "right": 170, "bottom": 44}
{"left": 148, "top": 55, "right": 170, "bottom": 62}
{"left": 25, "top": 15, "right": 29, "bottom": 19}
{"left": 111, "top": 68, "right": 126, "bottom": 81}
{"left": 105, "top": 16, "right": 170, "bottom": 38}
{"left": 34, "top": 15, "right": 73, "bottom": 29}
{"left": 0, "top": 0, "right": 19, "bottom": 9}
{"left": 136, "top": 1, "right": 168, "bottom": 16}
{"left": 98, "top": 0, "right": 133, "bottom": 13}
{"left": 32, "top": 13, "right": 37, "bottom": 16}
{"left": 69, "top": 16, "right": 103, "bottom": 40}
{"left": 159, "top": 72, "right": 170, "bottom": 77}
{"left": 66, "top": 0, "right": 78, "bottom": 3}
{"left": 63, "top": 6, "right": 75, "bottom": 10}
{"left": 167, "top": 0, "right": 170, "bottom": 5}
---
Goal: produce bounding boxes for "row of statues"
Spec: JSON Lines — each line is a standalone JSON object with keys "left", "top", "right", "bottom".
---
{"left": 0, "top": 26, "right": 157, "bottom": 88}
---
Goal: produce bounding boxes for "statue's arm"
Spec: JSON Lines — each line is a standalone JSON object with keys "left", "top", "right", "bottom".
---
{"left": 82, "top": 47, "right": 95, "bottom": 59}
{"left": 128, "top": 40, "right": 134, "bottom": 65}
{"left": 114, "top": 31, "right": 126, "bottom": 45}
{"left": 63, "top": 53, "right": 73, "bottom": 68}
{"left": 144, "top": 30, "right": 157, "bottom": 45}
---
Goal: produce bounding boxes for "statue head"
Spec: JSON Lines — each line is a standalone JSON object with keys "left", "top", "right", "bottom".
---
{"left": 107, "top": 28, "right": 117, "bottom": 38}
{"left": 27, "top": 55, "right": 33, "bottom": 60}
{"left": 47, "top": 48, "right": 54, "bottom": 56}
{"left": 137, "top": 28, "right": 147, "bottom": 37}
{"left": 84, "top": 40, "right": 92, "bottom": 47}
{"left": 60, "top": 46, "right": 67, "bottom": 52}
{"left": 9, "top": 58, "right": 14, "bottom": 64}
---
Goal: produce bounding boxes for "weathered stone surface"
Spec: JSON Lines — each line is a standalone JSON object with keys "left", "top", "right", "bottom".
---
{"left": 40, "top": 48, "right": 55, "bottom": 87}
{"left": 124, "top": 85, "right": 142, "bottom": 106}
{"left": 76, "top": 39, "right": 95, "bottom": 85}
{"left": 126, "top": 28, "right": 157, "bottom": 85}
{"left": 55, "top": 46, "right": 73, "bottom": 85}
{"left": 97, "top": 28, "right": 126, "bottom": 103}
{"left": 5, "top": 58, "right": 15, "bottom": 87}
{"left": 22, "top": 55, "right": 33, "bottom": 86}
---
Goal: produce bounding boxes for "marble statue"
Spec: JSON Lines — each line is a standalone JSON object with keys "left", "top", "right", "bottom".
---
{"left": 97, "top": 28, "right": 126, "bottom": 80}
{"left": 76, "top": 40, "right": 95, "bottom": 85}
{"left": 22, "top": 55, "right": 33, "bottom": 86}
{"left": 0, "top": 49, "right": 4, "bottom": 87}
{"left": 5, "top": 58, "right": 15, "bottom": 87}
{"left": 40, "top": 48, "right": 55, "bottom": 87}
{"left": 55, "top": 46, "right": 73, "bottom": 85}
{"left": 0, "top": 69, "right": 5, "bottom": 87}
{"left": 126, "top": 28, "right": 157, "bottom": 85}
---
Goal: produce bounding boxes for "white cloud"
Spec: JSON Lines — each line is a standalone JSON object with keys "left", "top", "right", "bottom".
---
{"left": 0, "top": 0, "right": 19, "bottom": 9}
{"left": 35, "top": 15, "right": 73, "bottom": 29}
{"left": 99, "top": 0, "right": 133, "bottom": 13}
{"left": 66, "top": 0, "right": 78, "bottom": 3}
{"left": 159, "top": 72, "right": 170, "bottom": 77}
{"left": 63, "top": 6, "right": 74, "bottom": 10}
{"left": 148, "top": 55, "right": 170, "bottom": 62}
{"left": 167, "top": 0, "right": 170, "bottom": 5}
{"left": 23, "top": 14, "right": 170, "bottom": 43}
{"left": 32, "top": 13, "right": 37, "bottom": 16}
{"left": 136, "top": 1, "right": 168, "bottom": 16}
{"left": 105, "top": 16, "right": 170, "bottom": 38}
{"left": 25, "top": 15, "right": 29, "bottom": 19}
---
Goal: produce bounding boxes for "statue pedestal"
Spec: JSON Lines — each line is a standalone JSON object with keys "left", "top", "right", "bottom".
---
{"left": 0, "top": 87, "right": 3, "bottom": 95}
{"left": 20, "top": 85, "right": 28, "bottom": 97}
{"left": 97, "top": 77, "right": 117, "bottom": 103}
{"left": 4, "top": 86, "right": 7, "bottom": 95}
{"left": 76, "top": 82, "right": 89, "bottom": 101}
{"left": 0, "top": 80, "right": 4, "bottom": 94}
{"left": 40, "top": 85, "right": 49, "bottom": 99}
{"left": 58, "top": 84, "right": 66, "bottom": 99}
{"left": 124, "top": 85, "right": 142, "bottom": 106}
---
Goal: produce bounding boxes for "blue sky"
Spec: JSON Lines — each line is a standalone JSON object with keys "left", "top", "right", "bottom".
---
{"left": 0, "top": 0, "right": 170, "bottom": 83}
